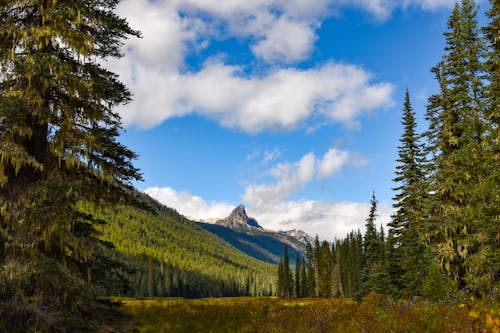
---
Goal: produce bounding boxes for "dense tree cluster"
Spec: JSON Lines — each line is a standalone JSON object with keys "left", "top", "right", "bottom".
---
{"left": 278, "top": 0, "right": 498, "bottom": 301}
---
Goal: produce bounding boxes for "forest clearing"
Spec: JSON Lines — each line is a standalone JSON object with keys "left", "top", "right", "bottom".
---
{"left": 116, "top": 295, "right": 500, "bottom": 333}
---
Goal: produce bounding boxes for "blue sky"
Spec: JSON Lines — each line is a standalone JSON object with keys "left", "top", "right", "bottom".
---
{"left": 108, "top": 0, "right": 489, "bottom": 240}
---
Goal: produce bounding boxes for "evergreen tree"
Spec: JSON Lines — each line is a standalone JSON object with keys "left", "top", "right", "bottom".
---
{"left": 0, "top": 1, "right": 141, "bottom": 330}
{"left": 277, "top": 245, "right": 293, "bottom": 298}
{"left": 277, "top": 261, "right": 284, "bottom": 297}
{"left": 360, "top": 192, "right": 385, "bottom": 297}
{"left": 305, "top": 242, "right": 316, "bottom": 297}
{"left": 388, "top": 89, "right": 428, "bottom": 296}
{"left": 300, "top": 257, "right": 307, "bottom": 298}
{"left": 424, "top": 0, "right": 492, "bottom": 296}
{"left": 483, "top": 0, "right": 500, "bottom": 293}
{"left": 316, "top": 240, "right": 333, "bottom": 297}
{"left": 295, "top": 255, "right": 301, "bottom": 298}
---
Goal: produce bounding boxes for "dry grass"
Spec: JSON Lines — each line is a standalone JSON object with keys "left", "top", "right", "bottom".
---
{"left": 117, "top": 294, "right": 500, "bottom": 333}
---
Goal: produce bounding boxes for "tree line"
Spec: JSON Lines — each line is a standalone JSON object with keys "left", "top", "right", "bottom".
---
{"left": 278, "top": 0, "right": 499, "bottom": 301}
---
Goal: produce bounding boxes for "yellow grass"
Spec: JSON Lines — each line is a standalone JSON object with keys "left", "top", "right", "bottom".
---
{"left": 116, "top": 294, "right": 499, "bottom": 333}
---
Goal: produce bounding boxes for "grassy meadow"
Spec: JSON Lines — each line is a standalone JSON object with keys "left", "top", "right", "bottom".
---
{"left": 117, "top": 295, "right": 500, "bottom": 333}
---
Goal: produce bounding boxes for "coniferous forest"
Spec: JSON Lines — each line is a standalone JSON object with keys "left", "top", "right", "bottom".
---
{"left": 277, "top": 0, "right": 499, "bottom": 302}
{"left": 0, "top": 0, "right": 498, "bottom": 332}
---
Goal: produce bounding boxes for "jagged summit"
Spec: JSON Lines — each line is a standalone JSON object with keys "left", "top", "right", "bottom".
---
{"left": 216, "top": 205, "right": 262, "bottom": 230}
{"left": 278, "top": 229, "right": 314, "bottom": 245}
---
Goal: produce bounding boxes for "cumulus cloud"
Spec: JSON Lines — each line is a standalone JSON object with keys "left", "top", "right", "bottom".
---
{"left": 243, "top": 153, "right": 317, "bottom": 208}
{"left": 145, "top": 186, "right": 234, "bottom": 221}
{"left": 107, "top": 0, "right": 467, "bottom": 132}
{"left": 145, "top": 185, "right": 392, "bottom": 240}
{"left": 237, "top": 147, "right": 389, "bottom": 239}
{"left": 242, "top": 148, "right": 365, "bottom": 209}
{"left": 250, "top": 17, "right": 317, "bottom": 63}
{"left": 144, "top": 147, "right": 385, "bottom": 239}
{"left": 117, "top": 60, "right": 394, "bottom": 132}
{"left": 247, "top": 199, "right": 392, "bottom": 240}
{"left": 317, "top": 148, "right": 350, "bottom": 180}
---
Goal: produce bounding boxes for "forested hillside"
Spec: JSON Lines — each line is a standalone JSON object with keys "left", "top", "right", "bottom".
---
{"left": 80, "top": 195, "right": 276, "bottom": 298}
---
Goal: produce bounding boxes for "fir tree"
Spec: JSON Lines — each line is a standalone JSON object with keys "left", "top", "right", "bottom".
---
{"left": 424, "top": 0, "right": 492, "bottom": 296}
{"left": 483, "top": 0, "right": 500, "bottom": 293}
{"left": 0, "top": 1, "right": 141, "bottom": 330}
{"left": 316, "top": 240, "right": 333, "bottom": 297}
{"left": 305, "top": 241, "right": 316, "bottom": 297}
{"left": 388, "top": 89, "right": 428, "bottom": 296}
{"left": 277, "top": 245, "right": 293, "bottom": 298}
{"left": 360, "top": 192, "right": 385, "bottom": 297}
{"left": 295, "top": 255, "right": 302, "bottom": 298}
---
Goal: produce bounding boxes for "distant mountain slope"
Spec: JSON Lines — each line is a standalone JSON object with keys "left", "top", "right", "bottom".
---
{"left": 198, "top": 205, "right": 311, "bottom": 264}
{"left": 81, "top": 194, "right": 276, "bottom": 298}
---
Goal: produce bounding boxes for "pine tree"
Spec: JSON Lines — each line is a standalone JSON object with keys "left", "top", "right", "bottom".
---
{"left": 388, "top": 89, "right": 428, "bottom": 296}
{"left": 0, "top": 1, "right": 141, "bottom": 330}
{"left": 424, "top": 0, "right": 492, "bottom": 296}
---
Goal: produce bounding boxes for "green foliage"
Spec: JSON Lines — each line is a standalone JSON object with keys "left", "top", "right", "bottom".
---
{"left": 359, "top": 193, "right": 388, "bottom": 297}
{"left": 0, "top": 0, "right": 140, "bottom": 331}
{"left": 423, "top": 0, "right": 498, "bottom": 297}
{"left": 422, "top": 262, "right": 457, "bottom": 302}
{"left": 387, "top": 89, "right": 429, "bottom": 297}
{"left": 277, "top": 245, "right": 293, "bottom": 298}
{"left": 84, "top": 199, "right": 276, "bottom": 298}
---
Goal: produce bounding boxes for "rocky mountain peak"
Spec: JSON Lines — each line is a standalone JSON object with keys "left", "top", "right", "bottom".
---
{"left": 216, "top": 205, "right": 262, "bottom": 230}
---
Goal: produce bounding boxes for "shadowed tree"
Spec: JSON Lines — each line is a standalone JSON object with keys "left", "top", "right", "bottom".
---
{"left": 0, "top": 0, "right": 141, "bottom": 330}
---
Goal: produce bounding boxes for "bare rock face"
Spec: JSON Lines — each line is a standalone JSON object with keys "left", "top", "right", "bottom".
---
{"left": 278, "top": 229, "right": 314, "bottom": 246}
{"left": 216, "top": 205, "right": 262, "bottom": 231}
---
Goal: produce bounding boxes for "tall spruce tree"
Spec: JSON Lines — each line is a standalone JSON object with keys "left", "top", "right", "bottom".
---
{"left": 388, "top": 89, "right": 428, "bottom": 296}
{"left": 359, "top": 192, "right": 385, "bottom": 297}
{"left": 424, "top": 0, "right": 492, "bottom": 296}
{"left": 316, "top": 240, "right": 333, "bottom": 297}
{"left": 305, "top": 241, "right": 316, "bottom": 297}
{"left": 0, "top": 0, "right": 141, "bottom": 330}
{"left": 277, "top": 245, "right": 293, "bottom": 298}
{"left": 295, "top": 255, "right": 301, "bottom": 298}
{"left": 483, "top": 0, "right": 500, "bottom": 293}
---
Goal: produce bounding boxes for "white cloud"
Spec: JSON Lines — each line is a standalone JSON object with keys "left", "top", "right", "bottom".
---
{"left": 145, "top": 148, "right": 389, "bottom": 240}
{"left": 246, "top": 148, "right": 283, "bottom": 164}
{"left": 242, "top": 148, "right": 365, "bottom": 209}
{"left": 243, "top": 153, "right": 317, "bottom": 208}
{"left": 145, "top": 186, "right": 234, "bottom": 220}
{"left": 247, "top": 199, "right": 392, "bottom": 240}
{"left": 107, "top": 0, "right": 468, "bottom": 132}
{"left": 116, "top": 60, "right": 394, "bottom": 132}
{"left": 250, "top": 17, "right": 317, "bottom": 63}
{"left": 317, "top": 148, "right": 350, "bottom": 180}
{"left": 145, "top": 185, "right": 392, "bottom": 240}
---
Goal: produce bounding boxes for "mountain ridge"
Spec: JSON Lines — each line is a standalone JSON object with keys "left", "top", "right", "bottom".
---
{"left": 197, "top": 205, "right": 313, "bottom": 264}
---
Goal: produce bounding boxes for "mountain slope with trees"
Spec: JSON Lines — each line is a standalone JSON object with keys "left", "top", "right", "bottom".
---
{"left": 197, "top": 205, "right": 307, "bottom": 264}
{"left": 83, "top": 194, "right": 277, "bottom": 299}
